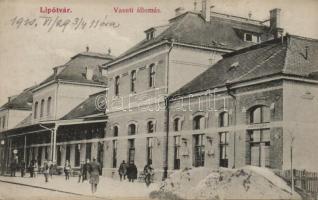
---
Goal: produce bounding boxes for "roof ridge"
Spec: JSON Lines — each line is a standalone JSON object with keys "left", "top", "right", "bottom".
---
{"left": 231, "top": 44, "right": 285, "bottom": 83}
{"left": 288, "top": 34, "right": 318, "bottom": 42}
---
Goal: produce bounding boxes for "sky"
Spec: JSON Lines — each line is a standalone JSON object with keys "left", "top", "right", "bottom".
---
{"left": 0, "top": 0, "right": 318, "bottom": 106}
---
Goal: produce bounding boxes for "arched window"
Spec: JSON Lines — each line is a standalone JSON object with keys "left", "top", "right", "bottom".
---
{"left": 40, "top": 99, "right": 45, "bottom": 118}
{"left": 130, "top": 70, "right": 136, "bottom": 92}
{"left": 147, "top": 121, "right": 155, "bottom": 133}
{"left": 47, "top": 97, "right": 52, "bottom": 116}
{"left": 219, "top": 112, "right": 229, "bottom": 127}
{"left": 34, "top": 101, "right": 38, "bottom": 119}
{"left": 250, "top": 106, "right": 270, "bottom": 124}
{"left": 113, "top": 126, "right": 118, "bottom": 137}
{"left": 114, "top": 76, "right": 120, "bottom": 96}
{"left": 173, "top": 118, "right": 182, "bottom": 132}
{"left": 193, "top": 115, "right": 205, "bottom": 130}
{"left": 149, "top": 64, "right": 155, "bottom": 88}
{"left": 128, "top": 124, "right": 136, "bottom": 135}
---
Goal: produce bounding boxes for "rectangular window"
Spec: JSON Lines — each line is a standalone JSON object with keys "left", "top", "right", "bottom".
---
{"left": 75, "top": 145, "right": 80, "bottom": 167}
{"left": 193, "top": 134, "right": 205, "bottom": 167}
{"left": 149, "top": 64, "right": 155, "bottom": 88}
{"left": 130, "top": 70, "right": 136, "bottom": 93}
{"left": 244, "top": 33, "right": 259, "bottom": 43}
{"left": 44, "top": 146, "right": 48, "bottom": 160}
{"left": 128, "top": 139, "right": 135, "bottom": 164}
{"left": 174, "top": 136, "right": 181, "bottom": 169}
{"left": 112, "top": 140, "right": 117, "bottom": 168}
{"left": 40, "top": 100, "right": 44, "bottom": 118}
{"left": 114, "top": 76, "right": 120, "bottom": 96}
{"left": 66, "top": 145, "right": 71, "bottom": 163}
{"left": 245, "top": 33, "right": 253, "bottom": 41}
{"left": 47, "top": 97, "right": 52, "bottom": 116}
{"left": 2, "top": 116, "right": 6, "bottom": 129}
{"left": 37, "top": 146, "right": 42, "bottom": 166}
{"left": 219, "top": 132, "right": 229, "bottom": 168}
{"left": 57, "top": 146, "right": 61, "bottom": 166}
{"left": 86, "top": 143, "right": 92, "bottom": 160}
{"left": 248, "top": 129, "right": 271, "bottom": 168}
{"left": 34, "top": 102, "right": 38, "bottom": 119}
{"left": 146, "top": 137, "right": 153, "bottom": 163}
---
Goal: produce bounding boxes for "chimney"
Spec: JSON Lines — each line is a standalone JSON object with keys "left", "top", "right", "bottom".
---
{"left": 248, "top": 11, "right": 252, "bottom": 19}
{"left": 201, "top": 0, "right": 211, "bottom": 22}
{"left": 85, "top": 66, "right": 94, "bottom": 80}
{"left": 270, "top": 8, "right": 283, "bottom": 38}
{"left": 175, "top": 7, "right": 185, "bottom": 17}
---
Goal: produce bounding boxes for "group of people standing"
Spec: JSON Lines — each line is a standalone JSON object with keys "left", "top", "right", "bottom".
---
{"left": 118, "top": 160, "right": 154, "bottom": 187}
{"left": 118, "top": 160, "right": 138, "bottom": 182}
{"left": 9, "top": 157, "right": 101, "bottom": 194}
{"left": 10, "top": 158, "right": 53, "bottom": 179}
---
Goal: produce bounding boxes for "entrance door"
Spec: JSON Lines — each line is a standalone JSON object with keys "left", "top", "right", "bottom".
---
{"left": 251, "top": 144, "right": 260, "bottom": 166}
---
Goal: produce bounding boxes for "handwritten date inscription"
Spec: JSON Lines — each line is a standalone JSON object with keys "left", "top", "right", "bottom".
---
{"left": 10, "top": 15, "right": 120, "bottom": 32}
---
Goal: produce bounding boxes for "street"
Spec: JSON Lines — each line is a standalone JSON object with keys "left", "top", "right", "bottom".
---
{"left": 0, "top": 181, "right": 104, "bottom": 200}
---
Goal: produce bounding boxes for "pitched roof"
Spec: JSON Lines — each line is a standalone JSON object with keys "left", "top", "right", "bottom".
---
{"left": 171, "top": 35, "right": 318, "bottom": 97}
{"left": 106, "top": 11, "right": 272, "bottom": 67}
{"left": 61, "top": 91, "right": 106, "bottom": 120}
{"left": 37, "top": 52, "right": 114, "bottom": 88}
{"left": 0, "top": 85, "right": 36, "bottom": 111}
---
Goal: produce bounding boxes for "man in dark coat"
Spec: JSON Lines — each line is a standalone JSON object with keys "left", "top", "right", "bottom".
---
{"left": 127, "top": 161, "right": 138, "bottom": 182}
{"left": 89, "top": 157, "right": 101, "bottom": 194}
{"left": 118, "top": 160, "right": 127, "bottom": 181}
{"left": 82, "top": 158, "right": 90, "bottom": 182}
{"left": 29, "top": 160, "right": 34, "bottom": 178}
{"left": 20, "top": 161, "right": 26, "bottom": 178}
{"left": 10, "top": 159, "right": 17, "bottom": 177}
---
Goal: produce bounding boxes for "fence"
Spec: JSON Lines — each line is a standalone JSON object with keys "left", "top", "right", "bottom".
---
{"left": 275, "top": 169, "right": 318, "bottom": 194}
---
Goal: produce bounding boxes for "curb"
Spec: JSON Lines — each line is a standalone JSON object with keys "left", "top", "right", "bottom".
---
{"left": 0, "top": 179, "right": 110, "bottom": 200}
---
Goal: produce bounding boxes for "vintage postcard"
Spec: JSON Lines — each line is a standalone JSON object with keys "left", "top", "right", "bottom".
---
{"left": 0, "top": 0, "right": 317, "bottom": 199}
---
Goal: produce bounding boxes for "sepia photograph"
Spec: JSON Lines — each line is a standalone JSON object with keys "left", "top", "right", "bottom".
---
{"left": 0, "top": 0, "right": 317, "bottom": 199}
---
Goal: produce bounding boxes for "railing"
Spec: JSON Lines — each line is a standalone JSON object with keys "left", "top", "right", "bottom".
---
{"left": 275, "top": 169, "right": 318, "bottom": 194}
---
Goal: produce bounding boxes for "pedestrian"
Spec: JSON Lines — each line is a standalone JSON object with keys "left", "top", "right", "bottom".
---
{"left": 143, "top": 159, "right": 154, "bottom": 187}
{"left": 64, "top": 160, "right": 71, "bottom": 180}
{"left": 118, "top": 160, "right": 127, "bottom": 181}
{"left": 20, "top": 161, "right": 26, "bottom": 178}
{"left": 88, "top": 157, "right": 101, "bottom": 194}
{"left": 33, "top": 161, "right": 38, "bottom": 178}
{"left": 78, "top": 161, "right": 84, "bottom": 183}
{"left": 82, "top": 158, "right": 90, "bottom": 182}
{"left": 48, "top": 160, "right": 54, "bottom": 179}
{"left": 43, "top": 160, "right": 49, "bottom": 183}
{"left": 10, "top": 159, "right": 17, "bottom": 177}
{"left": 127, "top": 161, "right": 138, "bottom": 182}
{"left": 29, "top": 160, "right": 34, "bottom": 178}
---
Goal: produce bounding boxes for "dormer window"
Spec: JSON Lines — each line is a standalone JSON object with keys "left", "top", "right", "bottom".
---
{"left": 146, "top": 31, "right": 154, "bottom": 40}
{"left": 244, "top": 33, "right": 260, "bottom": 43}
